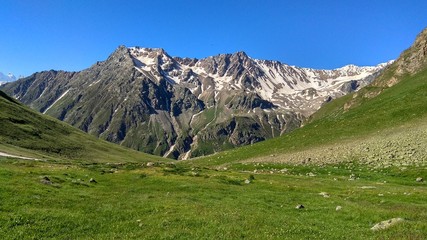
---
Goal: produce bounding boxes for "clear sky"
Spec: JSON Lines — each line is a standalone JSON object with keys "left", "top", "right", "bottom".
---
{"left": 1, "top": 0, "right": 427, "bottom": 76}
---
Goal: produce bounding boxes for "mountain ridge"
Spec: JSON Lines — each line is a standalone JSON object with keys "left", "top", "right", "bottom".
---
{"left": 0, "top": 47, "right": 390, "bottom": 159}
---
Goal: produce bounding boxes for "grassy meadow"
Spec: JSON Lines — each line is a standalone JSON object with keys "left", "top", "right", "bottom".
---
{"left": 1, "top": 157, "right": 426, "bottom": 239}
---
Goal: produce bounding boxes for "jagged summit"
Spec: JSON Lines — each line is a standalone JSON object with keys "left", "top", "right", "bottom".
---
{"left": 0, "top": 72, "right": 17, "bottom": 85}
{"left": 115, "top": 45, "right": 391, "bottom": 114}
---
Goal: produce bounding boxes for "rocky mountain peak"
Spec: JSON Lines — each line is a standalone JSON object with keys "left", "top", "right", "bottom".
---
{"left": 396, "top": 27, "right": 427, "bottom": 74}
{"left": 232, "top": 51, "right": 249, "bottom": 59}
{"left": 0, "top": 72, "right": 17, "bottom": 85}
{"left": 372, "top": 27, "right": 427, "bottom": 88}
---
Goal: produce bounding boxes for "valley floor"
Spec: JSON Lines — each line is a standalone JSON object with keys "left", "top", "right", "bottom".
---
{"left": 1, "top": 157, "right": 426, "bottom": 239}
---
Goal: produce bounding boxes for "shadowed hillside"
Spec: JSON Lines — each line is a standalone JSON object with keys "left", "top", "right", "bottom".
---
{"left": 0, "top": 90, "right": 165, "bottom": 163}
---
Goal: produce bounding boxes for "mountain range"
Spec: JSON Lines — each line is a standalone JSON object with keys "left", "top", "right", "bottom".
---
{"left": 0, "top": 47, "right": 390, "bottom": 159}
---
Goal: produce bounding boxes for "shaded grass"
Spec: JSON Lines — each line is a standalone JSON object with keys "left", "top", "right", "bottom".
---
{"left": 0, "top": 90, "right": 165, "bottom": 163}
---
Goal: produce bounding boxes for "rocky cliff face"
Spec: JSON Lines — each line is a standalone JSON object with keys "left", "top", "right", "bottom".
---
{"left": 0, "top": 46, "right": 388, "bottom": 159}
{"left": 343, "top": 27, "right": 427, "bottom": 110}
{"left": 373, "top": 28, "right": 427, "bottom": 88}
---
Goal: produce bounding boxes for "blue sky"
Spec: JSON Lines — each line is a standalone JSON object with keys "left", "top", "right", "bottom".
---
{"left": 1, "top": 0, "right": 427, "bottom": 76}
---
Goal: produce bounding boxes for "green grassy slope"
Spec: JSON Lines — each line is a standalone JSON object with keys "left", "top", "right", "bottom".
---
{"left": 0, "top": 90, "right": 165, "bottom": 163}
{"left": 189, "top": 56, "right": 427, "bottom": 167}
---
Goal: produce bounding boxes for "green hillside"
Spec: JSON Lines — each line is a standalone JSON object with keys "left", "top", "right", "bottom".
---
{"left": 0, "top": 90, "right": 165, "bottom": 163}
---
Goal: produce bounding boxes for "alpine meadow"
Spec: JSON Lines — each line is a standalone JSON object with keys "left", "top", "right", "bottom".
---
{"left": 1, "top": 3, "right": 427, "bottom": 239}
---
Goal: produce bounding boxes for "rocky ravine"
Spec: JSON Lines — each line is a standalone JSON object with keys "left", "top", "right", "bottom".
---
{"left": 0, "top": 47, "right": 389, "bottom": 159}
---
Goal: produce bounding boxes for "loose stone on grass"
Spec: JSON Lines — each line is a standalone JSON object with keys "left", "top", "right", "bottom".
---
{"left": 146, "top": 162, "right": 154, "bottom": 167}
{"left": 89, "top": 178, "right": 97, "bottom": 183}
{"left": 371, "top": 218, "right": 404, "bottom": 231}
{"left": 336, "top": 206, "right": 342, "bottom": 211}
{"left": 416, "top": 177, "right": 423, "bottom": 182}
{"left": 295, "top": 204, "right": 305, "bottom": 209}
{"left": 40, "top": 176, "right": 52, "bottom": 185}
{"left": 319, "top": 192, "right": 330, "bottom": 198}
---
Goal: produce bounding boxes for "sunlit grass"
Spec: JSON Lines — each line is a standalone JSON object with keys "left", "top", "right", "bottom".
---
{"left": 1, "top": 158, "right": 426, "bottom": 239}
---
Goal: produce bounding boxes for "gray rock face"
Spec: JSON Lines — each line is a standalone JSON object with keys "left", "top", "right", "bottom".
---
{"left": 0, "top": 46, "right": 387, "bottom": 159}
{"left": 372, "top": 28, "right": 427, "bottom": 88}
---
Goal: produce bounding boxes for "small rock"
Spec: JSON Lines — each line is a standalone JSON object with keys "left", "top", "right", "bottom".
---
{"left": 319, "top": 192, "right": 330, "bottom": 198}
{"left": 371, "top": 218, "right": 404, "bottom": 231}
{"left": 416, "top": 177, "right": 423, "bottom": 182}
{"left": 146, "top": 162, "right": 154, "bottom": 167}
{"left": 295, "top": 204, "right": 305, "bottom": 209}
{"left": 348, "top": 173, "right": 356, "bottom": 180}
{"left": 336, "top": 206, "right": 342, "bottom": 211}
{"left": 244, "top": 179, "right": 251, "bottom": 184}
{"left": 307, "top": 172, "right": 316, "bottom": 177}
{"left": 89, "top": 178, "right": 97, "bottom": 183}
{"left": 40, "top": 176, "right": 52, "bottom": 185}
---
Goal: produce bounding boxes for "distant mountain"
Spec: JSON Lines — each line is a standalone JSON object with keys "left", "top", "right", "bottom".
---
{"left": 0, "top": 72, "right": 17, "bottom": 85}
{"left": 0, "top": 47, "right": 389, "bottom": 159}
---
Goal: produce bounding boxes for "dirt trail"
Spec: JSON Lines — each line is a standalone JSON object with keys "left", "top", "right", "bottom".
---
{"left": 0, "top": 151, "right": 40, "bottom": 160}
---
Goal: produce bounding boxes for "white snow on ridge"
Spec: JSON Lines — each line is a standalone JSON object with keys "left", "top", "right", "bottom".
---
{"left": 43, "top": 89, "right": 70, "bottom": 114}
{"left": 126, "top": 47, "right": 392, "bottom": 112}
{"left": 88, "top": 79, "right": 101, "bottom": 87}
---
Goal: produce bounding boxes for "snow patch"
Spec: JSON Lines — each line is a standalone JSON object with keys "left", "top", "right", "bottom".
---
{"left": 43, "top": 89, "right": 70, "bottom": 114}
